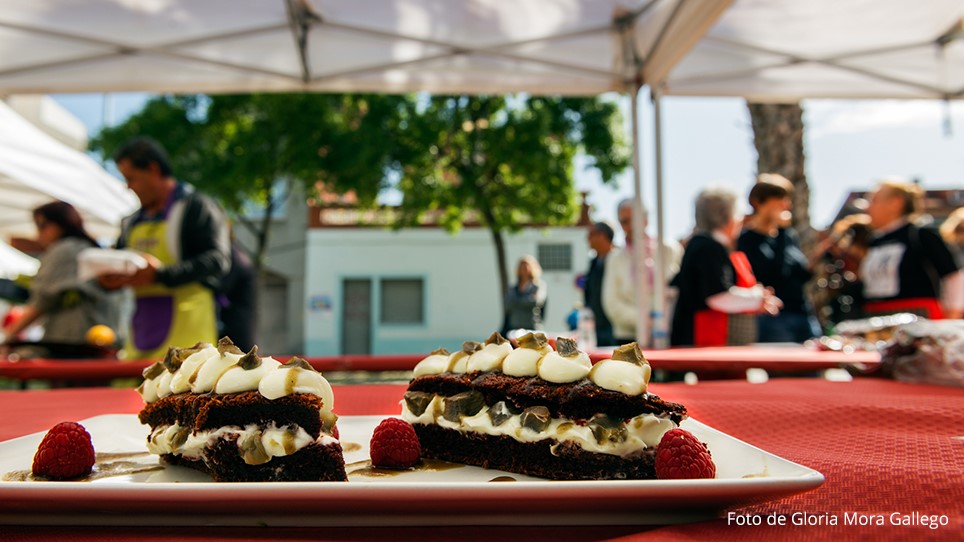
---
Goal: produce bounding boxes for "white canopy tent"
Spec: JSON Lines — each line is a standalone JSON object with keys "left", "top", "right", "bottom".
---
{"left": 0, "top": 241, "right": 39, "bottom": 279}
{"left": 0, "top": 100, "right": 139, "bottom": 242}
{"left": 1, "top": 0, "right": 961, "bottom": 345}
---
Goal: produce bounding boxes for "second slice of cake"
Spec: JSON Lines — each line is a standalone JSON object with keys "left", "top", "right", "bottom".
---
{"left": 402, "top": 333, "right": 687, "bottom": 480}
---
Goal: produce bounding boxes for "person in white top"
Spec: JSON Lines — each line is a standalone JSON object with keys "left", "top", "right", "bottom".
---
{"left": 602, "top": 199, "right": 682, "bottom": 345}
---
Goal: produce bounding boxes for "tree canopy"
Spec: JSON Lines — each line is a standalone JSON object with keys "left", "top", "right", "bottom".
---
{"left": 90, "top": 92, "right": 630, "bottom": 306}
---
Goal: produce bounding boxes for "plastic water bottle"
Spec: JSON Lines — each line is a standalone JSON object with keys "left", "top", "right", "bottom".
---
{"left": 577, "top": 307, "right": 596, "bottom": 351}
{"left": 651, "top": 310, "right": 668, "bottom": 349}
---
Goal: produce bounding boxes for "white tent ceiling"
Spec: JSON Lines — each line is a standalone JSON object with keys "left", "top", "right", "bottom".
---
{"left": 0, "top": 100, "right": 139, "bottom": 241}
{"left": 0, "top": 0, "right": 727, "bottom": 97}
{"left": 0, "top": 0, "right": 960, "bottom": 101}
{"left": 664, "top": 0, "right": 964, "bottom": 101}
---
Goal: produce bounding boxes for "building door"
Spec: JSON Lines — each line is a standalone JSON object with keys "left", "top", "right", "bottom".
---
{"left": 341, "top": 279, "right": 372, "bottom": 355}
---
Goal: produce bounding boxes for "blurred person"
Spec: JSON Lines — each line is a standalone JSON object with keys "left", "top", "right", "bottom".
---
{"left": 939, "top": 207, "right": 964, "bottom": 319}
{"left": 860, "top": 180, "right": 961, "bottom": 319}
{"left": 671, "top": 187, "right": 782, "bottom": 347}
{"left": 811, "top": 213, "right": 873, "bottom": 327}
{"left": 502, "top": 255, "right": 547, "bottom": 334}
{"left": 583, "top": 221, "right": 616, "bottom": 346}
{"left": 99, "top": 137, "right": 231, "bottom": 360}
{"left": 1, "top": 201, "right": 122, "bottom": 346}
{"left": 217, "top": 240, "right": 257, "bottom": 351}
{"left": 737, "top": 174, "right": 820, "bottom": 343}
{"left": 603, "top": 199, "right": 682, "bottom": 345}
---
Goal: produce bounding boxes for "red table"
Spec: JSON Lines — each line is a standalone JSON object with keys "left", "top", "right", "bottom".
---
{"left": 0, "top": 346, "right": 878, "bottom": 384}
{"left": 1, "top": 377, "right": 960, "bottom": 541}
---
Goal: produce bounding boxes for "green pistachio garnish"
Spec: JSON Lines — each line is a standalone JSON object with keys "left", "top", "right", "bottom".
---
{"left": 321, "top": 411, "right": 338, "bottom": 435}
{"left": 555, "top": 337, "right": 579, "bottom": 357}
{"left": 170, "top": 426, "right": 191, "bottom": 449}
{"left": 404, "top": 391, "right": 434, "bottom": 416}
{"left": 517, "top": 332, "right": 548, "bottom": 350}
{"left": 283, "top": 356, "right": 317, "bottom": 372}
{"left": 239, "top": 346, "right": 261, "bottom": 370}
{"left": 217, "top": 336, "right": 244, "bottom": 356}
{"left": 485, "top": 332, "right": 508, "bottom": 346}
{"left": 520, "top": 406, "right": 551, "bottom": 433}
{"left": 217, "top": 336, "right": 243, "bottom": 356}
{"left": 240, "top": 432, "right": 270, "bottom": 465}
{"left": 143, "top": 361, "right": 166, "bottom": 380}
{"left": 588, "top": 413, "right": 628, "bottom": 445}
{"left": 462, "top": 341, "right": 483, "bottom": 354}
{"left": 442, "top": 391, "right": 485, "bottom": 422}
{"left": 162, "top": 347, "right": 184, "bottom": 372}
{"left": 430, "top": 347, "right": 451, "bottom": 356}
{"left": 611, "top": 342, "right": 646, "bottom": 365}
{"left": 487, "top": 401, "right": 517, "bottom": 426}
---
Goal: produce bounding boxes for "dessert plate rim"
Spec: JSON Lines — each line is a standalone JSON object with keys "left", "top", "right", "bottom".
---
{"left": 0, "top": 414, "right": 824, "bottom": 526}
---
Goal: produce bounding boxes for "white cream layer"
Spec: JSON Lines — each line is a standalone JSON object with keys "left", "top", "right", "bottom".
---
{"left": 147, "top": 422, "right": 336, "bottom": 464}
{"left": 416, "top": 347, "right": 650, "bottom": 395}
{"left": 139, "top": 345, "right": 334, "bottom": 410}
{"left": 401, "top": 395, "right": 677, "bottom": 457}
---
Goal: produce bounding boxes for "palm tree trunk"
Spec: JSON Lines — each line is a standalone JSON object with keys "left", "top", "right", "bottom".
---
{"left": 747, "top": 102, "right": 813, "bottom": 249}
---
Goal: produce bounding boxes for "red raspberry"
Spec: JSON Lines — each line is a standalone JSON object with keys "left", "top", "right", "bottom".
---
{"left": 369, "top": 418, "right": 421, "bottom": 469}
{"left": 655, "top": 428, "right": 715, "bottom": 480}
{"left": 330, "top": 424, "right": 340, "bottom": 440}
{"left": 32, "top": 422, "right": 96, "bottom": 480}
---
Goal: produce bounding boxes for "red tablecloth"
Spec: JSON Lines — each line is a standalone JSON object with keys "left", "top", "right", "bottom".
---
{"left": 0, "top": 346, "right": 879, "bottom": 383}
{"left": 2, "top": 378, "right": 961, "bottom": 541}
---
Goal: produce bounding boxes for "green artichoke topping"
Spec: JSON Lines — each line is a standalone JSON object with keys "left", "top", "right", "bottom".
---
{"left": 404, "top": 391, "right": 434, "bottom": 416}
{"left": 517, "top": 332, "right": 548, "bottom": 350}
{"left": 170, "top": 426, "right": 191, "bottom": 449}
{"left": 520, "top": 406, "right": 551, "bottom": 433}
{"left": 143, "top": 361, "right": 166, "bottom": 380}
{"left": 487, "top": 400, "right": 517, "bottom": 426}
{"left": 217, "top": 336, "right": 243, "bottom": 356}
{"left": 162, "top": 347, "right": 184, "bottom": 372}
{"left": 611, "top": 342, "right": 645, "bottom": 365}
{"left": 485, "top": 332, "right": 508, "bottom": 346}
{"left": 588, "top": 413, "right": 628, "bottom": 445}
{"left": 239, "top": 346, "right": 261, "bottom": 370}
{"left": 442, "top": 391, "right": 485, "bottom": 422}
{"left": 284, "top": 357, "right": 316, "bottom": 372}
{"left": 240, "top": 432, "right": 271, "bottom": 465}
{"left": 555, "top": 337, "right": 579, "bottom": 357}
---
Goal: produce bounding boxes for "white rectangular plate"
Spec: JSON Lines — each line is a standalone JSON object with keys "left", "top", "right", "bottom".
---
{"left": 0, "top": 415, "right": 823, "bottom": 526}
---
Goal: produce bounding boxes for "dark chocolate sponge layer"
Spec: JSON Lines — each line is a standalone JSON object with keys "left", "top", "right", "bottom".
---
{"left": 139, "top": 391, "right": 325, "bottom": 436}
{"left": 162, "top": 436, "right": 348, "bottom": 482}
{"left": 413, "top": 424, "right": 656, "bottom": 480}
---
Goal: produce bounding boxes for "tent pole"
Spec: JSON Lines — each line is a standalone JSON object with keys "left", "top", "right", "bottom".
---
{"left": 651, "top": 87, "right": 668, "bottom": 348}
{"left": 630, "top": 83, "right": 651, "bottom": 348}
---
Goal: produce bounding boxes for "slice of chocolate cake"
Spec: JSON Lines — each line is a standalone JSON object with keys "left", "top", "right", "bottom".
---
{"left": 402, "top": 333, "right": 687, "bottom": 480}
{"left": 137, "top": 338, "right": 346, "bottom": 482}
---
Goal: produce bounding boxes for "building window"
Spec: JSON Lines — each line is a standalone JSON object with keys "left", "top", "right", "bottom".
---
{"left": 537, "top": 243, "right": 572, "bottom": 272}
{"left": 380, "top": 278, "right": 424, "bottom": 324}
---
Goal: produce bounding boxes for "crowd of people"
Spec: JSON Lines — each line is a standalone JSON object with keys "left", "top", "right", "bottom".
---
{"left": 3, "top": 136, "right": 961, "bottom": 359}
{"left": 1, "top": 137, "right": 257, "bottom": 358}
{"left": 571, "top": 175, "right": 963, "bottom": 349}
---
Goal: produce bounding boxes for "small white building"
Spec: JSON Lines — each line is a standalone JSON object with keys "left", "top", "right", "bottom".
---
{"left": 302, "top": 203, "right": 592, "bottom": 356}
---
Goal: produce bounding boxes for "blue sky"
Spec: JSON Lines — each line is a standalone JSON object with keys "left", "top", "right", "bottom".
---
{"left": 53, "top": 92, "right": 964, "bottom": 244}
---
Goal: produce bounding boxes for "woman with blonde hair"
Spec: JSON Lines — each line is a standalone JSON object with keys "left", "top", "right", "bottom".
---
{"left": 860, "top": 180, "right": 961, "bottom": 319}
{"left": 502, "top": 255, "right": 548, "bottom": 334}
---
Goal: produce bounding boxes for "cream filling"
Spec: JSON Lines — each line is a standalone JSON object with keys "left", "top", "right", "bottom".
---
{"left": 147, "top": 423, "right": 335, "bottom": 465}
{"left": 401, "top": 395, "right": 677, "bottom": 458}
